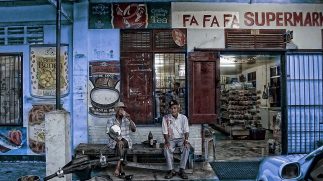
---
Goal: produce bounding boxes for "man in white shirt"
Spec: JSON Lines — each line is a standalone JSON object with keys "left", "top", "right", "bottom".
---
{"left": 162, "top": 100, "right": 190, "bottom": 179}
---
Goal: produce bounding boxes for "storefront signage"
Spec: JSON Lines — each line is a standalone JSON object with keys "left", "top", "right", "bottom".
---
{"left": 30, "top": 46, "right": 69, "bottom": 98}
{"left": 89, "top": 2, "right": 171, "bottom": 29}
{"left": 173, "top": 11, "right": 323, "bottom": 28}
{"left": 147, "top": 3, "right": 171, "bottom": 28}
{"left": 89, "top": 3, "right": 112, "bottom": 29}
{"left": 173, "top": 11, "right": 240, "bottom": 28}
{"left": 244, "top": 11, "right": 323, "bottom": 27}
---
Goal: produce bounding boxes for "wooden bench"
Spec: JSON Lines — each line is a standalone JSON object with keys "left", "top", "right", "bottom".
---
{"left": 74, "top": 143, "right": 194, "bottom": 169}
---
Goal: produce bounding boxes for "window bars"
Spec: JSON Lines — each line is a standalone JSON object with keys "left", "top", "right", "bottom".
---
{"left": 0, "top": 55, "right": 22, "bottom": 126}
{"left": 286, "top": 53, "right": 323, "bottom": 153}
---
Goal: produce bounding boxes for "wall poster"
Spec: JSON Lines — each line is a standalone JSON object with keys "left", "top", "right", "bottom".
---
{"left": 0, "top": 127, "right": 26, "bottom": 155}
{"left": 89, "top": 61, "right": 120, "bottom": 117}
{"left": 30, "top": 45, "right": 69, "bottom": 98}
{"left": 28, "top": 104, "right": 54, "bottom": 155}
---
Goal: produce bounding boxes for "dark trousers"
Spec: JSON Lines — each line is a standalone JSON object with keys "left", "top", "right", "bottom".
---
{"left": 115, "top": 138, "right": 129, "bottom": 162}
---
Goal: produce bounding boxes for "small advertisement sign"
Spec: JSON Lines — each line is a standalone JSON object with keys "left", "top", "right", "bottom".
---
{"left": 88, "top": 3, "right": 112, "bottom": 29}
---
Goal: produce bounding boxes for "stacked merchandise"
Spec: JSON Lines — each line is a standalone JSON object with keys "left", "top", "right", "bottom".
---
{"left": 221, "top": 82, "right": 263, "bottom": 140}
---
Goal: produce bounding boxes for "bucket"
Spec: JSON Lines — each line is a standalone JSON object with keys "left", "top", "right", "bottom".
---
{"left": 17, "top": 175, "right": 40, "bottom": 181}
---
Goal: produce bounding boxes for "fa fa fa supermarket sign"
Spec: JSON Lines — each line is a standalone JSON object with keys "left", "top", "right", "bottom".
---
{"left": 173, "top": 11, "right": 240, "bottom": 28}
{"left": 173, "top": 11, "right": 323, "bottom": 28}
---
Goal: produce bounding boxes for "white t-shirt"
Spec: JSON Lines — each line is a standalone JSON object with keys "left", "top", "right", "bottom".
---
{"left": 162, "top": 113, "right": 189, "bottom": 140}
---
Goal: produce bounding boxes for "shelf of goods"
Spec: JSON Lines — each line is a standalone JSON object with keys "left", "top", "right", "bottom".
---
{"left": 220, "top": 83, "right": 264, "bottom": 140}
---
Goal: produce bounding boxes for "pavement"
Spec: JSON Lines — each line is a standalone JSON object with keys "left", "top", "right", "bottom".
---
{"left": 0, "top": 160, "right": 219, "bottom": 181}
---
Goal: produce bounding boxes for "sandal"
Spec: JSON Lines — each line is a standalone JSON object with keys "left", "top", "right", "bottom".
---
{"left": 118, "top": 172, "right": 126, "bottom": 179}
{"left": 114, "top": 171, "right": 120, "bottom": 177}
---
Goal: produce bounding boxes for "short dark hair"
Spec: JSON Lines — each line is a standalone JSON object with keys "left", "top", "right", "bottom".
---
{"left": 169, "top": 100, "right": 179, "bottom": 107}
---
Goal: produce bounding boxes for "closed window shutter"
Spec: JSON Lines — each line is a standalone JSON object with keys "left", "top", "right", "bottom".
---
{"left": 153, "top": 29, "right": 186, "bottom": 52}
{"left": 121, "top": 30, "right": 152, "bottom": 52}
{"left": 225, "top": 29, "right": 285, "bottom": 49}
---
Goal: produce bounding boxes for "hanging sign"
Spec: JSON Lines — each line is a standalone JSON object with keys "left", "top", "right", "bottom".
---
{"left": 89, "top": 2, "right": 171, "bottom": 29}
{"left": 147, "top": 3, "right": 171, "bottom": 28}
{"left": 89, "top": 3, "right": 112, "bottom": 29}
{"left": 112, "top": 3, "right": 148, "bottom": 29}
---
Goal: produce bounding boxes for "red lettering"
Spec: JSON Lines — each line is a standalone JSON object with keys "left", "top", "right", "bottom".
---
{"left": 244, "top": 12, "right": 254, "bottom": 26}
{"left": 312, "top": 12, "right": 319, "bottom": 26}
{"left": 284, "top": 12, "right": 294, "bottom": 26}
{"left": 232, "top": 15, "right": 239, "bottom": 28}
{"left": 276, "top": 12, "right": 283, "bottom": 26}
{"left": 293, "top": 12, "right": 303, "bottom": 26}
{"left": 304, "top": 12, "right": 312, "bottom": 26}
{"left": 224, "top": 14, "right": 232, "bottom": 27}
{"left": 255, "top": 12, "right": 265, "bottom": 26}
{"left": 203, "top": 15, "right": 211, "bottom": 27}
{"left": 320, "top": 12, "right": 323, "bottom": 26}
{"left": 266, "top": 12, "right": 275, "bottom": 26}
{"left": 190, "top": 15, "right": 199, "bottom": 26}
{"left": 183, "top": 15, "right": 191, "bottom": 27}
{"left": 211, "top": 16, "right": 220, "bottom": 27}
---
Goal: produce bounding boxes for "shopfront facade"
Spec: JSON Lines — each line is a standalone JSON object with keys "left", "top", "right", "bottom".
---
{"left": 0, "top": 1, "right": 322, "bottom": 157}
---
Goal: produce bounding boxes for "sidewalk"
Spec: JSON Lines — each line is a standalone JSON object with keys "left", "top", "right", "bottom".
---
{"left": 0, "top": 160, "right": 218, "bottom": 181}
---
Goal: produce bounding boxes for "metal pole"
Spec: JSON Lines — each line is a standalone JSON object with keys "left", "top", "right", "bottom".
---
{"left": 56, "top": 0, "right": 61, "bottom": 110}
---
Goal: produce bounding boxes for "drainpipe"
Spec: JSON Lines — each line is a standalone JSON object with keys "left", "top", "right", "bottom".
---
{"left": 56, "top": 0, "right": 61, "bottom": 110}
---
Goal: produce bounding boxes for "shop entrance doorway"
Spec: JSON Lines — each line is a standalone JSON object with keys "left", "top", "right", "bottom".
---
{"left": 215, "top": 53, "right": 283, "bottom": 160}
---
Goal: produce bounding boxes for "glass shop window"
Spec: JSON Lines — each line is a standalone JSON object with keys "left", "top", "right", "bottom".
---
{"left": 154, "top": 53, "right": 186, "bottom": 118}
{"left": 0, "top": 55, "right": 22, "bottom": 126}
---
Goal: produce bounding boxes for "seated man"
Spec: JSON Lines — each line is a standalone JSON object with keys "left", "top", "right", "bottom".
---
{"left": 106, "top": 102, "right": 136, "bottom": 178}
{"left": 162, "top": 100, "right": 190, "bottom": 179}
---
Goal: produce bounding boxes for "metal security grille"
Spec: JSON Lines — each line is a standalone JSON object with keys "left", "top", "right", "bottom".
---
{"left": 225, "top": 29, "right": 286, "bottom": 49}
{"left": 0, "top": 55, "right": 22, "bottom": 126}
{"left": 0, "top": 26, "right": 43, "bottom": 45}
{"left": 286, "top": 53, "right": 323, "bottom": 153}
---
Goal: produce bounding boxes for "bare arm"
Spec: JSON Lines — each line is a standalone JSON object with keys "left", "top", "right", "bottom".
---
{"left": 129, "top": 119, "right": 136, "bottom": 132}
{"left": 163, "top": 134, "right": 170, "bottom": 149}
{"left": 184, "top": 132, "right": 189, "bottom": 140}
{"left": 125, "top": 112, "right": 136, "bottom": 132}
